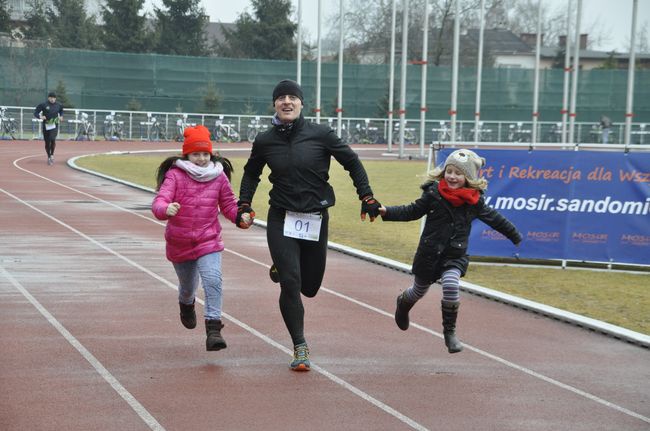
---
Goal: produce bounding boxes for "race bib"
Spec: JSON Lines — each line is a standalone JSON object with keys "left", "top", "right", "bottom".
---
{"left": 283, "top": 211, "right": 322, "bottom": 242}
{"left": 45, "top": 123, "right": 57, "bottom": 130}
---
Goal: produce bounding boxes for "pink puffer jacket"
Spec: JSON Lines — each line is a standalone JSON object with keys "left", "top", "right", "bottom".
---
{"left": 152, "top": 167, "right": 238, "bottom": 263}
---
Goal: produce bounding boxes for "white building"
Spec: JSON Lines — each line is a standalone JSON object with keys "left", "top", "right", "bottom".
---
{"left": 8, "top": 0, "right": 102, "bottom": 21}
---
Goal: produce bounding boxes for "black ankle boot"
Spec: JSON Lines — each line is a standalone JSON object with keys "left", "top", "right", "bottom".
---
{"left": 441, "top": 300, "right": 463, "bottom": 353}
{"left": 395, "top": 292, "right": 417, "bottom": 330}
{"left": 205, "top": 319, "right": 227, "bottom": 351}
{"left": 179, "top": 300, "right": 196, "bottom": 329}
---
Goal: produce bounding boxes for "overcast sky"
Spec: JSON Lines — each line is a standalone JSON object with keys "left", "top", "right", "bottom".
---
{"left": 144, "top": 0, "right": 649, "bottom": 52}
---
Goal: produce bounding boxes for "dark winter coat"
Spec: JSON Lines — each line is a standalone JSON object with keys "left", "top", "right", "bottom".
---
{"left": 239, "top": 114, "right": 373, "bottom": 212}
{"left": 34, "top": 101, "right": 64, "bottom": 123}
{"left": 382, "top": 181, "right": 522, "bottom": 284}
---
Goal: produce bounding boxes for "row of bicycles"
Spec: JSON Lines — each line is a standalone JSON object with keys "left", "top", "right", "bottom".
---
{"left": 431, "top": 121, "right": 642, "bottom": 144}
{"left": 63, "top": 112, "right": 250, "bottom": 143}
{"left": 71, "top": 113, "right": 257, "bottom": 143}
{"left": 329, "top": 119, "right": 421, "bottom": 145}
{"left": 173, "top": 115, "right": 266, "bottom": 143}
{"left": 431, "top": 121, "right": 563, "bottom": 143}
{"left": 67, "top": 110, "right": 124, "bottom": 141}
{"left": 7, "top": 106, "right": 634, "bottom": 144}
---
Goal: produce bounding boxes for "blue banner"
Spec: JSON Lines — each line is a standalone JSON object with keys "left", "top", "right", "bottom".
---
{"left": 436, "top": 149, "right": 650, "bottom": 265}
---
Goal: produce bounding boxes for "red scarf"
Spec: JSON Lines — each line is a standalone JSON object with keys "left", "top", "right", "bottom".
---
{"left": 438, "top": 179, "right": 480, "bottom": 207}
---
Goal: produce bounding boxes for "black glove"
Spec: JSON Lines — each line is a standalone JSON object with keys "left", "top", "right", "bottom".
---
{"left": 360, "top": 195, "right": 381, "bottom": 222}
{"left": 235, "top": 202, "right": 255, "bottom": 229}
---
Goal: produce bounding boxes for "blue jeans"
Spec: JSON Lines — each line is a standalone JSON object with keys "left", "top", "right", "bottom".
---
{"left": 173, "top": 252, "right": 223, "bottom": 320}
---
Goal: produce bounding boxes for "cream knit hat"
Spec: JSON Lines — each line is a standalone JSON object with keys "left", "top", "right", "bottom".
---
{"left": 443, "top": 149, "right": 485, "bottom": 181}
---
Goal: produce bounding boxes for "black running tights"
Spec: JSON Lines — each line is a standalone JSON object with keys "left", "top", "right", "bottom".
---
{"left": 43, "top": 128, "right": 58, "bottom": 157}
{"left": 266, "top": 206, "right": 329, "bottom": 346}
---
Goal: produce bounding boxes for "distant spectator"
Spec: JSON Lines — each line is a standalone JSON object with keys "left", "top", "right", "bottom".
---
{"left": 600, "top": 115, "right": 612, "bottom": 144}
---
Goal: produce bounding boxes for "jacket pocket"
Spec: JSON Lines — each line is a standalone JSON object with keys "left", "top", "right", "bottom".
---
{"left": 444, "top": 239, "right": 467, "bottom": 257}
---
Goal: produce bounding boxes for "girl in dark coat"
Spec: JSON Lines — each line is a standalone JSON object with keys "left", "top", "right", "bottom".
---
{"left": 379, "top": 149, "right": 522, "bottom": 353}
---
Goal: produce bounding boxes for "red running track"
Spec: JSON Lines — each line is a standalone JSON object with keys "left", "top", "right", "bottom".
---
{"left": 1, "top": 139, "right": 648, "bottom": 431}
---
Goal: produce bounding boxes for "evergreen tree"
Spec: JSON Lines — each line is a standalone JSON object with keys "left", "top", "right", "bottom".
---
{"left": 597, "top": 51, "right": 618, "bottom": 70}
{"left": 153, "top": 0, "right": 209, "bottom": 56}
{"left": 54, "top": 80, "right": 73, "bottom": 108}
{"left": 201, "top": 82, "right": 221, "bottom": 113}
{"left": 22, "top": 0, "right": 52, "bottom": 41}
{"left": 101, "top": 0, "right": 151, "bottom": 53}
{"left": 550, "top": 48, "right": 566, "bottom": 69}
{"left": 215, "top": 0, "right": 297, "bottom": 60}
{"left": 50, "top": 0, "right": 101, "bottom": 50}
{"left": 126, "top": 98, "right": 143, "bottom": 111}
{"left": 0, "top": 0, "right": 11, "bottom": 33}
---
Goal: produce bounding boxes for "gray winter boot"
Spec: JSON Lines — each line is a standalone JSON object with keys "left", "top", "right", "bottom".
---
{"left": 441, "top": 300, "right": 463, "bottom": 353}
{"left": 395, "top": 292, "right": 417, "bottom": 331}
{"left": 205, "top": 319, "right": 227, "bottom": 351}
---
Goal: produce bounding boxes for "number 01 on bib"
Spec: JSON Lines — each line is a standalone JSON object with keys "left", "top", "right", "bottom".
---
{"left": 283, "top": 211, "right": 322, "bottom": 242}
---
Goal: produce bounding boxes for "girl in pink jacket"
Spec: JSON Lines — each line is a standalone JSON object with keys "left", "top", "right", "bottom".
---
{"left": 152, "top": 125, "right": 254, "bottom": 351}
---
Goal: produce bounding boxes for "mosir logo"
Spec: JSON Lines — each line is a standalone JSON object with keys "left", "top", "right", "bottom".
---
{"left": 481, "top": 229, "right": 507, "bottom": 240}
{"left": 527, "top": 231, "right": 561, "bottom": 242}
{"left": 620, "top": 234, "right": 650, "bottom": 246}
{"left": 572, "top": 232, "right": 608, "bottom": 244}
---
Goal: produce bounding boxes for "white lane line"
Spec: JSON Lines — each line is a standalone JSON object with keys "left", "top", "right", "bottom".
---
{"left": 221, "top": 312, "right": 428, "bottom": 431}
{"left": 323, "top": 288, "right": 650, "bottom": 424}
{"left": 9, "top": 155, "right": 650, "bottom": 426}
{"left": 12, "top": 155, "right": 159, "bottom": 224}
{"left": 0, "top": 264, "right": 165, "bottom": 431}
{"left": 0, "top": 185, "right": 429, "bottom": 431}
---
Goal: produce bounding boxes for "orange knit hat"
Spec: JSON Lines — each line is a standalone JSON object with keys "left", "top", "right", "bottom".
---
{"left": 182, "top": 125, "right": 213, "bottom": 155}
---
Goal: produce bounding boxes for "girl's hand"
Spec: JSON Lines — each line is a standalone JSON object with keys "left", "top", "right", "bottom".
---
{"left": 240, "top": 212, "right": 253, "bottom": 227}
{"left": 378, "top": 206, "right": 386, "bottom": 216}
{"left": 235, "top": 204, "right": 255, "bottom": 229}
{"left": 166, "top": 202, "right": 181, "bottom": 217}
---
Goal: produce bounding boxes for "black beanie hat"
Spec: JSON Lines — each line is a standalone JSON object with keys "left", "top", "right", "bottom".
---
{"left": 272, "top": 79, "right": 303, "bottom": 103}
{"left": 48, "top": 91, "right": 56, "bottom": 98}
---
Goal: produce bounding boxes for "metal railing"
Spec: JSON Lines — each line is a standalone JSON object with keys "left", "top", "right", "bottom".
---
{"left": 1, "top": 105, "right": 648, "bottom": 146}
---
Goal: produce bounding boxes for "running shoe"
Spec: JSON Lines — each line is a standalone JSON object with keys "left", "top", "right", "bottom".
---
{"left": 47, "top": 156, "right": 53, "bottom": 165}
{"left": 269, "top": 264, "right": 280, "bottom": 283}
{"left": 290, "top": 343, "right": 310, "bottom": 371}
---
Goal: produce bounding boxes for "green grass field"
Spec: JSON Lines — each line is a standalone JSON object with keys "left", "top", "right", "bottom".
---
{"left": 75, "top": 152, "right": 650, "bottom": 335}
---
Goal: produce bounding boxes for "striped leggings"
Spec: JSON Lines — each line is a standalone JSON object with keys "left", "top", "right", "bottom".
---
{"left": 402, "top": 268, "right": 461, "bottom": 303}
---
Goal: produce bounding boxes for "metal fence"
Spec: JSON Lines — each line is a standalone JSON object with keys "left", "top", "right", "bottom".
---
{"left": 2, "top": 105, "right": 649, "bottom": 146}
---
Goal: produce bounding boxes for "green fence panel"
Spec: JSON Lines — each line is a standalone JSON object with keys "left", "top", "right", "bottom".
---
{"left": 1, "top": 46, "right": 648, "bottom": 123}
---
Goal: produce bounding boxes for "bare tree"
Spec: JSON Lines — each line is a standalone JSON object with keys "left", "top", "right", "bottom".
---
{"left": 324, "top": 0, "right": 610, "bottom": 67}
{"left": 624, "top": 20, "right": 650, "bottom": 53}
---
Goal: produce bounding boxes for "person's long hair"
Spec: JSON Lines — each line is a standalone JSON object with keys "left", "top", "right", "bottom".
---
{"left": 155, "top": 153, "right": 233, "bottom": 191}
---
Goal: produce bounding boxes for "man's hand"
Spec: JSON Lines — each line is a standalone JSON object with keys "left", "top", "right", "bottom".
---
{"left": 360, "top": 195, "right": 381, "bottom": 222}
{"left": 235, "top": 203, "right": 255, "bottom": 229}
